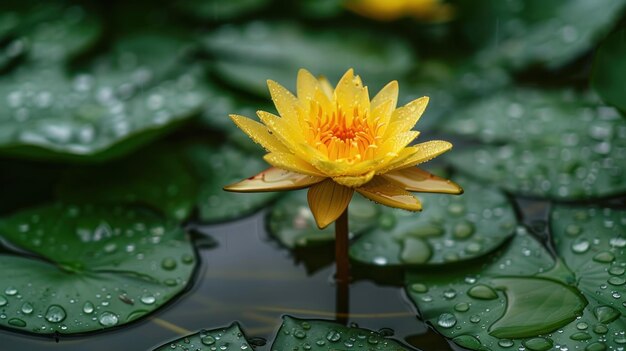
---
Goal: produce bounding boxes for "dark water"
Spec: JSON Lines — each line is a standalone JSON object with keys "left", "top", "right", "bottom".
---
{"left": 0, "top": 211, "right": 454, "bottom": 350}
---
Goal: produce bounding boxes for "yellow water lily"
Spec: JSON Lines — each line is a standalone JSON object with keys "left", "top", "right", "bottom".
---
{"left": 345, "top": 0, "right": 454, "bottom": 22}
{"left": 224, "top": 68, "right": 462, "bottom": 229}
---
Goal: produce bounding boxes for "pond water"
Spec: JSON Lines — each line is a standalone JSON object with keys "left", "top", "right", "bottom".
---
{"left": 0, "top": 211, "right": 454, "bottom": 350}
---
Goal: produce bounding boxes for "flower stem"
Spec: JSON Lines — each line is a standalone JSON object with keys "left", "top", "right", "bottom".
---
{"left": 335, "top": 207, "right": 350, "bottom": 324}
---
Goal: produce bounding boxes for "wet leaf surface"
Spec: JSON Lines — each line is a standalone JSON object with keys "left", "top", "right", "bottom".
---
{"left": 267, "top": 190, "right": 379, "bottom": 248}
{"left": 183, "top": 142, "right": 280, "bottom": 223}
{"left": 0, "top": 32, "right": 207, "bottom": 161}
{"left": 592, "top": 28, "right": 626, "bottom": 114}
{"left": 153, "top": 323, "right": 250, "bottom": 351}
{"left": 202, "top": 21, "right": 416, "bottom": 96}
{"left": 405, "top": 204, "right": 626, "bottom": 351}
{"left": 273, "top": 316, "right": 418, "bottom": 350}
{"left": 56, "top": 144, "right": 198, "bottom": 221}
{"left": 444, "top": 89, "right": 626, "bottom": 200}
{"left": 174, "top": 0, "right": 271, "bottom": 21}
{"left": 459, "top": 0, "right": 626, "bottom": 70}
{"left": 350, "top": 177, "right": 517, "bottom": 266}
{"left": 153, "top": 316, "right": 420, "bottom": 351}
{"left": 0, "top": 204, "right": 197, "bottom": 334}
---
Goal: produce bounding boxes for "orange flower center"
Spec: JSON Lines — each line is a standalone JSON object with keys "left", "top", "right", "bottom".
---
{"left": 306, "top": 102, "right": 382, "bottom": 163}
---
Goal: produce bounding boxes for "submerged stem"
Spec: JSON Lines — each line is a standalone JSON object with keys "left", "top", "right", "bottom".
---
{"left": 335, "top": 207, "right": 350, "bottom": 324}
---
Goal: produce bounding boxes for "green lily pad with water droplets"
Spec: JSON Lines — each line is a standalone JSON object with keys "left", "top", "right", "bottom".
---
{"left": 174, "top": 0, "right": 271, "bottom": 21}
{"left": 0, "top": 1, "right": 102, "bottom": 65}
{"left": 592, "top": 28, "right": 626, "bottom": 114}
{"left": 0, "top": 203, "right": 197, "bottom": 334}
{"left": 56, "top": 143, "right": 198, "bottom": 221}
{"left": 182, "top": 142, "right": 280, "bottom": 223}
{"left": 459, "top": 0, "right": 626, "bottom": 70}
{"left": 153, "top": 316, "right": 419, "bottom": 351}
{"left": 267, "top": 190, "right": 380, "bottom": 248}
{"left": 202, "top": 21, "right": 415, "bottom": 96}
{"left": 272, "top": 316, "right": 416, "bottom": 351}
{"left": 444, "top": 89, "right": 626, "bottom": 200}
{"left": 0, "top": 32, "right": 207, "bottom": 162}
{"left": 350, "top": 177, "right": 517, "bottom": 266}
{"left": 406, "top": 206, "right": 626, "bottom": 351}
{"left": 153, "top": 323, "right": 251, "bottom": 351}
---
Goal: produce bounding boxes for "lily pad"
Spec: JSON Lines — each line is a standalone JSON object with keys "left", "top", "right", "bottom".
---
{"left": 592, "top": 28, "right": 626, "bottom": 114}
{"left": 0, "top": 32, "right": 207, "bottom": 161}
{"left": 153, "top": 317, "right": 419, "bottom": 351}
{"left": 0, "top": 203, "right": 197, "bottom": 334}
{"left": 444, "top": 89, "right": 626, "bottom": 200}
{"left": 267, "top": 190, "right": 380, "bottom": 248}
{"left": 183, "top": 142, "right": 280, "bottom": 223}
{"left": 174, "top": 0, "right": 271, "bottom": 21}
{"left": 272, "top": 316, "right": 417, "bottom": 351}
{"left": 202, "top": 21, "right": 415, "bottom": 96}
{"left": 350, "top": 177, "right": 517, "bottom": 266}
{"left": 459, "top": 0, "right": 626, "bottom": 70}
{"left": 56, "top": 143, "right": 198, "bottom": 221}
{"left": 406, "top": 205, "right": 626, "bottom": 351}
{"left": 153, "top": 323, "right": 251, "bottom": 351}
{"left": 0, "top": 1, "right": 102, "bottom": 65}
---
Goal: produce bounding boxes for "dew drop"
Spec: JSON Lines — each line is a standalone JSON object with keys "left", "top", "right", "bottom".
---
{"left": 294, "top": 329, "right": 306, "bottom": 339}
{"left": 409, "top": 283, "right": 428, "bottom": 293}
{"left": 326, "top": 330, "right": 341, "bottom": 342}
{"left": 202, "top": 336, "right": 216, "bottom": 345}
{"left": 98, "top": 311, "right": 119, "bottom": 327}
{"left": 571, "top": 239, "right": 590, "bottom": 253}
{"left": 454, "top": 302, "right": 470, "bottom": 312}
{"left": 594, "top": 306, "right": 619, "bottom": 323}
{"left": 593, "top": 324, "right": 608, "bottom": 334}
{"left": 609, "top": 266, "right": 625, "bottom": 275}
{"left": 83, "top": 301, "right": 94, "bottom": 314}
{"left": 576, "top": 322, "right": 588, "bottom": 330}
{"left": 437, "top": 313, "right": 457, "bottom": 329}
{"left": 161, "top": 257, "right": 177, "bottom": 270}
{"left": 45, "top": 305, "right": 66, "bottom": 323}
{"left": 4, "top": 287, "right": 17, "bottom": 296}
{"left": 469, "top": 315, "right": 481, "bottom": 323}
{"left": 498, "top": 339, "right": 514, "bottom": 348}
{"left": 522, "top": 337, "right": 553, "bottom": 351}
{"left": 608, "top": 276, "right": 625, "bottom": 286}
{"left": 593, "top": 251, "right": 615, "bottom": 263}
{"left": 140, "top": 294, "right": 156, "bottom": 305}
{"left": 467, "top": 284, "right": 498, "bottom": 300}
{"left": 21, "top": 302, "right": 33, "bottom": 314}
{"left": 0, "top": 295, "right": 7, "bottom": 307}
{"left": 565, "top": 224, "right": 582, "bottom": 236}
{"left": 8, "top": 318, "right": 26, "bottom": 328}
{"left": 443, "top": 289, "right": 457, "bottom": 299}
{"left": 570, "top": 332, "right": 592, "bottom": 340}
{"left": 453, "top": 221, "right": 475, "bottom": 239}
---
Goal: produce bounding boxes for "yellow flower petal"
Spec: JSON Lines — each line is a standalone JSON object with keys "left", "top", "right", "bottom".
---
{"left": 297, "top": 69, "right": 321, "bottom": 102}
{"left": 385, "top": 96, "right": 429, "bottom": 137}
{"left": 264, "top": 153, "right": 325, "bottom": 176}
{"left": 267, "top": 80, "right": 301, "bottom": 125}
{"left": 335, "top": 69, "right": 367, "bottom": 118}
{"left": 383, "top": 167, "right": 463, "bottom": 194}
{"left": 224, "top": 167, "right": 325, "bottom": 192}
{"left": 256, "top": 110, "right": 304, "bottom": 154}
{"left": 371, "top": 80, "right": 398, "bottom": 111}
{"left": 380, "top": 140, "right": 452, "bottom": 173}
{"left": 332, "top": 171, "right": 375, "bottom": 187}
{"left": 318, "top": 76, "right": 334, "bottom": 99}
{"left": 356, "top": 176, "right": 422, "bottom": 211}
{"left": 307, "top": 179, "right": 354, "bottom": 229}
{"left": 229, "top": 114, "right": 290, "bottom": 154}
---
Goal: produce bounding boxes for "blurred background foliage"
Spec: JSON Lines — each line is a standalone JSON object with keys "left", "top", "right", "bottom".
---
{"left": 0, "top": 0, "right": 625, "bottom": 349}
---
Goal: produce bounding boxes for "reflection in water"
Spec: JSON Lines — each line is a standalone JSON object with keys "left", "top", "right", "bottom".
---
{"left": 0, "top": 211, "right": 450, "bottom": 350}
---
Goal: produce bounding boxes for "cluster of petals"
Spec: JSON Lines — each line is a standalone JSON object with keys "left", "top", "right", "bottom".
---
{"left": 225, "top": 69, "right": 462, "bottom": 229}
